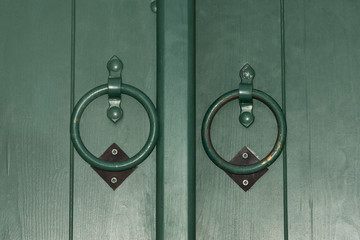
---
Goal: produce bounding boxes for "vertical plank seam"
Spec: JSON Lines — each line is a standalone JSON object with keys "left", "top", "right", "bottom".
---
{"left": 7, "top": 142, "right": 10, "bottom": 176}
{"left": 69, "top": 0, "right": 76, "bottom": 239}
{"left": 302, "top": 2, "right": 314, "bottom": 238}
{"left": 280, "top": 0, "right": 289, "bottom": 239}
{"left": 187, "top": 0, "right": 196, "bottom": 239}
{"left": 155, "top": 0, "right": 164, "bottom": 238}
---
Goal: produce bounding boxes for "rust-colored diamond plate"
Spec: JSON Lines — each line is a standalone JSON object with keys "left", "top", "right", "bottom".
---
{"left": 91, "top": 143, "right": 136, "bottom": 190}
{"left": 225, "top": 146, "right": 268, "bottom": 192}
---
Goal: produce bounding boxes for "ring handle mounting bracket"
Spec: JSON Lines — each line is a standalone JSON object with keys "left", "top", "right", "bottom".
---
{"left": 201, "top": 63, "right": 287, "bottom": 191}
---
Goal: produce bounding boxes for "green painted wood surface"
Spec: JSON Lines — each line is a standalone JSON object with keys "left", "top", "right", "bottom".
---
{"left": 0, "top": 0, "right": 71, "bottom": 239}
{"left": 286, "top": 0, "right": 360, "bottom": 239}
{"left": 196, "top": 0, "right": 284, "bottom": 239}
{"left": 156, "top": 0, "right": 195, "bottom": 239}
{"left": 72, "top": 0, "right": 156, "bottom": 239}
{"left": 1, "top": 0, "right": 360, "bottom": 239}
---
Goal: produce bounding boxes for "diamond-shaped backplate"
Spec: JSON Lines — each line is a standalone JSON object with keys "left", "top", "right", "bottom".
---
{"left": 91, "top": 143, "right": 136, "bottom": 190}
{"left": 225, "top": 146, "right": 268, "bottom": 192}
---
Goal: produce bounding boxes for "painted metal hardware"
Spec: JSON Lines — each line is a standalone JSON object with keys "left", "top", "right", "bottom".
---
{"left": 201, "top": 64, "right": 287, "bottom": 175}
{"left": 150, "top": 1, "right": 157, "bottom": 13}
{"left": 238, "top": 64, "right": 255, "bottom": 128}
{"left": 92, "top": 143, "right": 136, "bottom": 190}
{"left": 70, "top": 56, "right": 159, "bottom": 171}
{"left": 225, "top": 147, "right": 268, "bottom": 191}
{"left": 107, "top": 56, "right": 123, "bottom": 123}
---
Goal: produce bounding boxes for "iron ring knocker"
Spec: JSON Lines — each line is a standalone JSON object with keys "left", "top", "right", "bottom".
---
{"left": 70, "top": 56, "right": 159, "bottom": 171}
{"left": 201, "top": 65, "right": 287, "bottom": 175}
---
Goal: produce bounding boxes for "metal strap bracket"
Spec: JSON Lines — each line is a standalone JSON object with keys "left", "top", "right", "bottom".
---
{"left": 107, "top": 55, "right": 123, "bottom": 123}
{"left": 238, "top": 63, "right": 255, "bottom": 128}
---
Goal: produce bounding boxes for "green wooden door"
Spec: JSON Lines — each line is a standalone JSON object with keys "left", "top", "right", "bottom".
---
{"left": 1, "top": 0, "right": 359, "bottom": 239}
{"left": 0, "top": 0, "right": 157, "bottom": 239}
{"left": 197, "top": 0, "right": 360, "bottom": 239}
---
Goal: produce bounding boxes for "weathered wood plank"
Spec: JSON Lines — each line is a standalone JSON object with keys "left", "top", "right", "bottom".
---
{"left": 156, "top": 0, "right": 196, "bottom": 239}
{"left": 196, "top": 0, "right": 284, "bottom": 239}
{"left": 286, "top": 1, "right": 360, "bottom": 239}
{"left": 0, "top": 0, "right": 71, "bottom": 238}
{"left": 73, "top": 0, "right": 156, "bottom": 239}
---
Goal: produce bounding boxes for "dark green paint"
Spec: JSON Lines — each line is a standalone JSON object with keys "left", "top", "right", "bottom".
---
{"left": 0, "top": 0, "right": 71, "bottom": 238}
{"left": 150, "top": 1, "right": 157, "bottom": 13}
{"left": 280, "top": 0, "right": 288, "bottom": 239}
{"left": 156, "top": 0, "right": 196, "bottom": 239}
{"left": 72, "top": 0, "right": 157, "bottom": 238}
{"left": 202, "top": 89, "right": 287, "bottom": 174}
{"left": 71, "top": 84, "right": 158, "bottom": 171}
{"left": 196, "top": 0, "right": 285, "bottom": 238}
{"left": 69, "top": 0, "right": 76, "bottom": 238}
{"left": 107, "top": 55, "right": 124, "bottom": 123}
{"left": 285, "top": 0, "right": 360, "bottom": 239}
{"left": 1, "top": 0, "right": 360, "bottom": 239}
{"left": 238, "top": 64, "right": 255, "bottom": 127}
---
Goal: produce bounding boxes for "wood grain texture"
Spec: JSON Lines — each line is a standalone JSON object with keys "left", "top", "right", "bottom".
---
{"left": 0, "top": 0, "right": 71, "bottom": 239}
{"left": 73, "top": 0, "right": 156, "bottom": 239}
{"left": 286, "top": 0, "right": 360, "bottom": 239}
{"left": 156, "top": 0, "right": 196, "bottom": 239}
{"left": 196, "top": 0, "right": 284, "bottom": 239}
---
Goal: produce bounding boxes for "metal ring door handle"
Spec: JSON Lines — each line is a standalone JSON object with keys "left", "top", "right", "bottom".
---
{"left": 201, "top": 65, "right": 287, "bottom": 175}
{"left": 70, "top": 57, "right": 158, "bottom": 171}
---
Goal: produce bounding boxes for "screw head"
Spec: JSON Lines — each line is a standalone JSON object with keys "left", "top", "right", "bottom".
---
{"left": 242, "top": 152, "right": 248, "bottom": 159}
{"left": 111, "top": 177, "right": 118, "bottom": 184}
{"left": 242, "top": 179, "right": 249, "bottom": 186}
{"left": 111, "top": 149, "right": 118, "bottom": 155}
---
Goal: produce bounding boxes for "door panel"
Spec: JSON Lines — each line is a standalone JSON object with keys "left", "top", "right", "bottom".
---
{"left": 73, "top": 0, "right": 156, "bottom": 239}
{"left": 155, "top": 1, "right": 196, "bottom": 239}
{"left": 286, "top": 1, "right": 360, "bottom": 239}
{"left": 1, "top": 0, "right": 360, "bottom": 239}
{"left": 0, "top": 0, "right": 71, "bottom": 239}
{"left": 196, "top": 0, "right": 284, "bottom": 239}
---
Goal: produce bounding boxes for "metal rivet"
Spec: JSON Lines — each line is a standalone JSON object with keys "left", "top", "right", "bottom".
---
{"left": 150, "top": 1, "right": 157, "bottom": 13}
{"left": 111, "top": 149, "right": 118, "bottom": 155}
{"left": 242, "top": 152, "right": 248, "bottom": 159}
{"left": 242, "top": 179, "right": 249, "bottom": 186}
{"left": 111, "top": 177, "right": 118, "bottom": 184}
